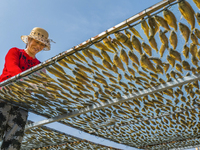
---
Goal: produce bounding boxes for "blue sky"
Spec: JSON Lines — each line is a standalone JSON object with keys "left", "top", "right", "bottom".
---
{"left": 0, "top": 0, "right": 197, "bottom": 150}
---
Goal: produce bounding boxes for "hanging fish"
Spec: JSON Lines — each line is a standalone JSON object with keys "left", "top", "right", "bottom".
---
{"left": 141, "top": 42, "right": 152, "bottom": 56}
{"left": 193, "top": 0, "right": 200, "bottom": 9}
{"left": 109, "top": 83, "right": 121, "bottom": 90}
{"left": 194, "top": 28, "right": 200, "bottom": 39}
{"left": 175, "top": 63, "right": 183, "bottom": 73}
{"left": 129, "top": 26, "right": 144, "bottom": 40}
{"left": 112, "top": 64, "right": 118, "bottom": 74}
{"left": 169, "top": 48, "right": 182, "bottom": 63}
{"left": 102, "top": 59, "right": 113, "bottom": 70}
{"left": 118, "top": 73, "right": 122, "bottom": 81}
{"left": 190, "top": 43, "right": 197, "bottom": 56}
{"left": 94, "top": 42, "right": 115, "bottom": 53}
{"left": 163, "top": 63, "right": 170, "bottom": 73}
{"left": 119, "top": 81, "right": 129, "bottom": 89}
{"left": 102, "top": 37, "right": 117, "bottom": 53}
{"left": 69, "top": 54, "right": 83, "bottom": 63}
{"left": 87, "top": 47, "right": 103, "bottom": 59}
{"left": 46, "top": 66, "right": 68, "bottom": 80}
{"left": 159, "top": 44, "right": 167, "bottom": 58}
{"left": 74, "top": 67, "right": 91, "bottom": 79}
{"left": 93, "top": 75, "right": 108, "bottom": 86}
{"left": 91, "top": 81, "right": 101, "bottom": 89}
{"left": 120, "top": 49, "right": 129, "bottom": 66}
{"left": 191, "top": 55, "right": 199, "bottom": 67}
{"left": 163, "top": 9, "right": 177, "bottom": 31}
{"left": 114, "top": 32, "right": 133, "bottom": 50}
{"left": 197, "top": 48, "right": 200, "bottom": 60}
{"left": 75, "top": 52, "right": 88, "bottom": 63}
{"left": 124, "top": 29, "right": 132, "bottom": 40}
{"left": 191, "top": 32, "right": 200, "bottom": 45}
{"left": 138, "top": 70, "right": 150, "bottom": 79}
{"left": 101, "top": 50, "right": 113, "bottom": 64}
{"left": 75, "top": 62, "right": 94, "bottom": 74}
{"left": 191, "top": 66, "right": 197, "bottom": 74}
{"left": 132, "top": 62, "right": 139, "bottom": 71}
{"left": 141, "top": 18, "right": 150, "bottom": 38}
{"left": 140, "top": 53, "right": 157, "bottom": 73}
{"left": 182, "top": 45, "right": 189, "bottom": 59}
{"left": 113, "top": 54, "right": 125, "bottom": 71}
{"left": 178, "top": 0, "right": 195, "bottom": 30}
{"left": 102, "top": 71, "right": 116, "bottom": 78}
{"left": 82, "top": 49, "right": 96, "bottom": 62}
{"left": 57, "top": 59, "right": 72, "bottom": 70}
{"left": 72, "top": 70, "right": 91, "bottom": 83}
{"left": 149, "top": 56, "right": 163, "bottom": 66}
{"left": 87, "top": 63, "right": 99, "bottom": 72}
{"left": 182, "top": 60, "right": 191, "bottom": 71}
{"left": 124, "top": 73, "right": 132, "bottom": 81}
{"left": 111, "top": 37, "right": 125, "bottom": 49}
{"left": 148, "top": 16, "right": 159, "bottom": 36}
{"left": 150, "top": 72, "right": 158, "bottom": 79}
{"left": 159, "top": 29, "right": 168, "bottom": 48}
{"left": 154, "top": 15, "right": 170, "bottom": 31}
{"left": 148, "top": 35, "right": 158, "bottom": 53}
{"left": 131, "top": 35, "right": 143, "bottom": 55}
{"left": 109, "top": 77, "right": 118, "bottom": 84}
{"left": 179, "top": 22, "right": 190, "bottom": 44}
{"left": 128, "top": 51, "right": 140, "bottom": 66}
{"left": 156, "top": 65, "right": 164, "bottom": 74}
{"left": 95, "top": 72, "right": 105, "bottom": 79}
{"left": 51, "top": 63, "right": 67, "bottom": 75}
{"left": 195, "top": 12, "right": 200, "bottom": 26}
{"left": 167, "top": 55, "right": 175, "bottom": 67}
{"left": 169, "top": 30, "right": 178, "bottom": 49}
{"left": 127, "top": 67, "right": 135, "bottom": 77}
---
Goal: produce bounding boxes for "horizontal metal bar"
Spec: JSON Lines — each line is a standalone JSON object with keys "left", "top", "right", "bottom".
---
{"left": 25, "top": 73, "right": 200, "bottom": 130}
{"left": 0, "top": 0, "right": 176, "bottom": 87}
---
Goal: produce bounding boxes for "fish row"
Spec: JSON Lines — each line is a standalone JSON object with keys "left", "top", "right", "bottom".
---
{"left": 23, "top": 123, "right": 118, "bottom": 150}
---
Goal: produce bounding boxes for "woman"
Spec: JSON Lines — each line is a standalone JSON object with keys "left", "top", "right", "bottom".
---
{"left": 0, "top": 27, "right": 52, "bottom": 150}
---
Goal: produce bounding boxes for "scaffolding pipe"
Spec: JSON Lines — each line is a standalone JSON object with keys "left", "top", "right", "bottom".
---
{"left": 0, "top": 0, "right": 176, "bottom": 87}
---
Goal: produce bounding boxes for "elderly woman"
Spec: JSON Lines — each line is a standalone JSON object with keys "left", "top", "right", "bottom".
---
{"left": 0, "top": 27, "right": 52, "bottom": 150}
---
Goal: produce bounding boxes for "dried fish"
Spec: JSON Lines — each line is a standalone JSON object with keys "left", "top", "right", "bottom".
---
{"left": 94, "top": 42, "right": 115, "bottom": 53}
{"left": 179, "top": 22, "right": 190, "bottom": 44}
{"left": 169, "top": 30, "right": 178, "bottom": 49}
{"left": 141, "top": 18, "right": 150, "bottom": 38}
{"left": 120, "top": 49, "right": 129, "bottom": 66}
{"left": 178, "top": 0, "right": 195, "bottom": 30}
{"left": 114, "top": 32, "right": 133, "bottom": 50}
{"left": 140, "top": 53, "right": 157, "bottom": 73}
{"left": 163, "top": 9, "right": 177, "bottom": 31}
{"left": 129, "top": 26, "right": 143, "bottom": 40}
{"left": 131, "top": 35, "right": 143, "bottom": 54}
{"left": 103, "top": 37, "right": 117, "bottom": 53}
{"left": 113, "top": 54, "right": 125, "bottom": 71}
{"left": 154, "top": 15, "right": 170, "bottom": 31}
{"left": 148, "top": 35, "right": 158, "bottom": 53}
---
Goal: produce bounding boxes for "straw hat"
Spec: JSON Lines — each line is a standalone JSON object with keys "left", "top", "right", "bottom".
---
{"left": 21, "top": 27, "right": 53, "bottom": 51}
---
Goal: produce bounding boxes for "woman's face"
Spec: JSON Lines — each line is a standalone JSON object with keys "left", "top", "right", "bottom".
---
{"left": 27, "top": 38, "right": 46, "bottom": 57}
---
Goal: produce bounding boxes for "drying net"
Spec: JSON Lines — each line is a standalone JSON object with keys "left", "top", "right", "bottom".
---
{"left": 0, "top": 0, "right": 200, "bottom": 149}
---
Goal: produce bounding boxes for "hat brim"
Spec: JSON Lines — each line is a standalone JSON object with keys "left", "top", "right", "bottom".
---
{"left": 21, "top": 35, "right": 50, "bottom": 51}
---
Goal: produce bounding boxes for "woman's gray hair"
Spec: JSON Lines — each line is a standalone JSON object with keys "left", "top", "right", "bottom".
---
{"left": 25, "top": 37, "right": 33, "bottom": 48}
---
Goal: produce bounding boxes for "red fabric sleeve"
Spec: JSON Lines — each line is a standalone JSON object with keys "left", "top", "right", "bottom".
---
{"left": 5, "top": 47, "right": 22, "bottom": 76}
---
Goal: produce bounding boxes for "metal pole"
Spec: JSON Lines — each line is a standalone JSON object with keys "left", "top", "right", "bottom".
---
{"left": 0, "top": 0, "right": 176, "bottom": 87}
{"left": 25, "top": 73, "right": 200, "bottom": 130}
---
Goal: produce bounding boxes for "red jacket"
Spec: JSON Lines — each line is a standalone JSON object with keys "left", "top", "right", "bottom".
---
{"left": 0, "top": 47, "right": 41, "bottom": 82}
